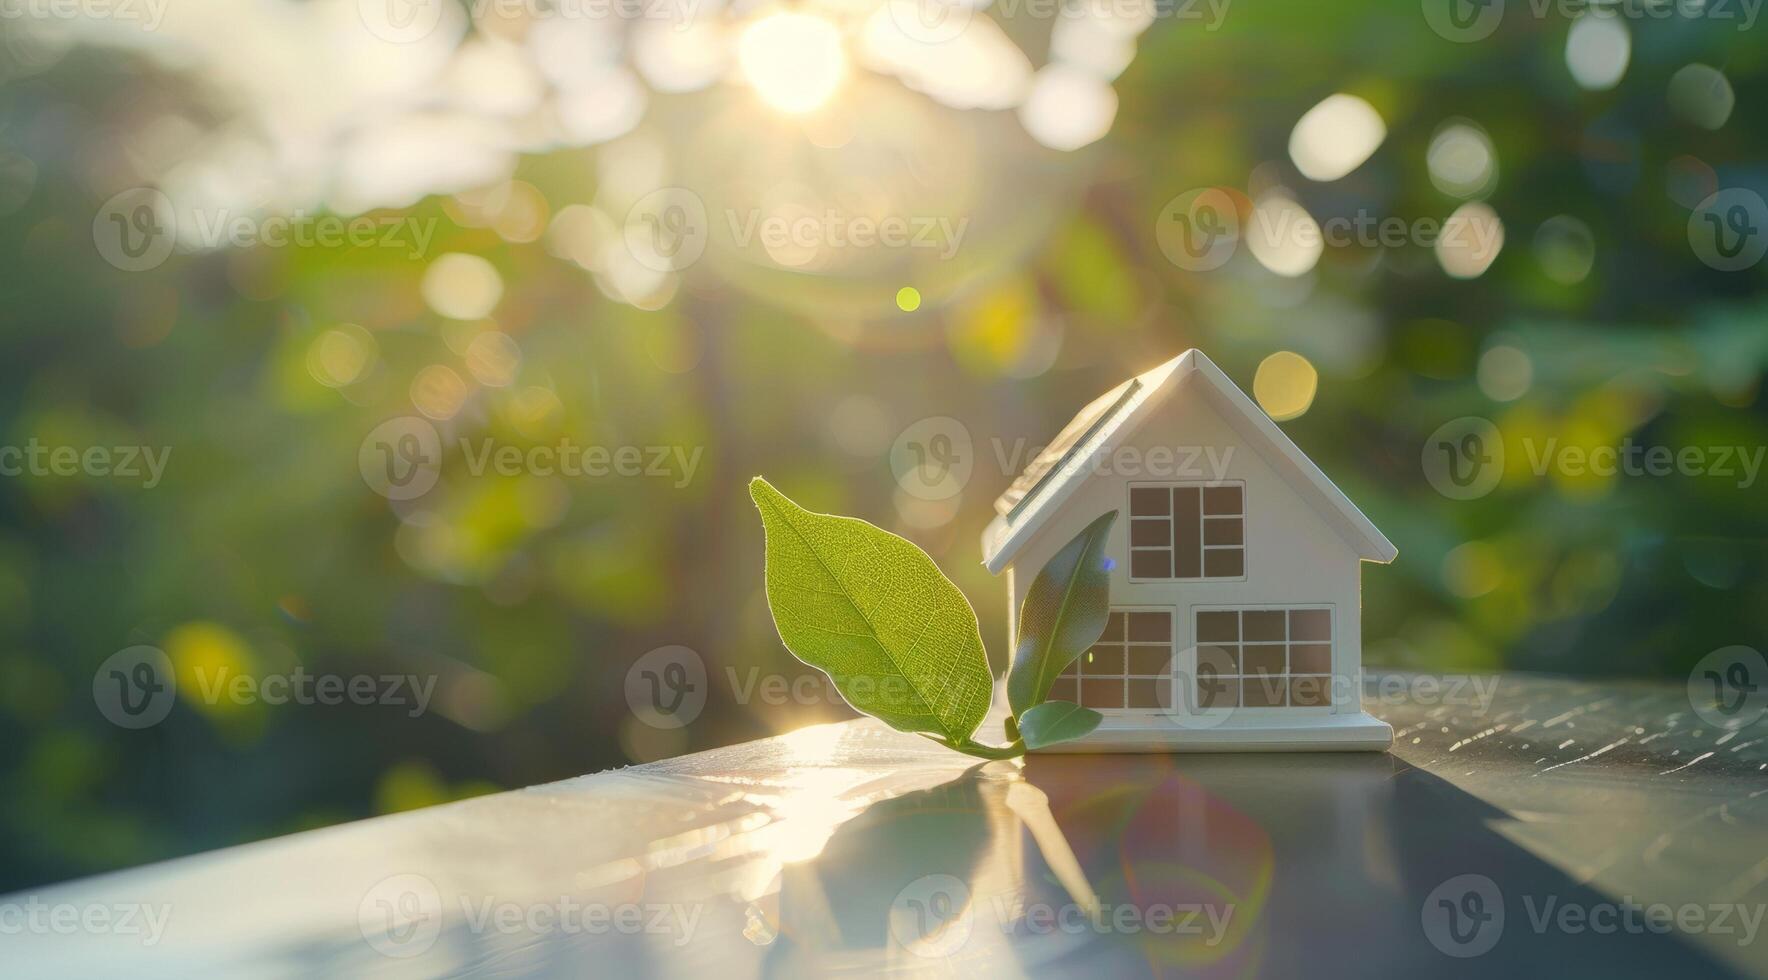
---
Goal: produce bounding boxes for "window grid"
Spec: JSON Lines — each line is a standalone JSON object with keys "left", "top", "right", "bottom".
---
{"left": 1128, "top": 483, "right": 1245, "bottom": 581}
{"left": 1194, "top": 608, "right": 1333, "bottom": 709}
{"left": 1051, "top": 609, "right": 1172, "bottom": 710}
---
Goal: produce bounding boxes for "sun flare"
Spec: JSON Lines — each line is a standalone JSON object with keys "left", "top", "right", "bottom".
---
{"left": 738, "top": 12, "right": 847, "bottom": 115}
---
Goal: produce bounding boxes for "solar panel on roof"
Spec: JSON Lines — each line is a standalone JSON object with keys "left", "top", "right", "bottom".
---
{"left": 995, "top": 378, "right": 1144, "bottom": 523}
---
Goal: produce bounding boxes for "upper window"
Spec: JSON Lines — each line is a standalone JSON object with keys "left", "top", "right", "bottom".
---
{"left": 1128, "top": 483, "right": 1245, "bottom": 580}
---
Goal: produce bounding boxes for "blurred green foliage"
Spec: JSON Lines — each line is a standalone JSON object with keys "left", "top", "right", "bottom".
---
{"left": 1, "top": 1, "right": 1765, "bottom": 891}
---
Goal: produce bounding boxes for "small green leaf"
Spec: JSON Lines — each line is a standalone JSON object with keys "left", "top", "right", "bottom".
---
{"left": 1017, "top": 701, "right": 1103, "bottom": 749}
{"left": 750, "top": 477, "right": 993, "bottom": 745}
{"left": 1007, "top": 510, "right": 1118, "bottom": 717}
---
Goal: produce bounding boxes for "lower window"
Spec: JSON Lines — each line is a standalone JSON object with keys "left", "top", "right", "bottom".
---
{"left": 1194, "top": 607, "right": 1333, "bottom": 708}
{"left": 1050, "top": 609, "right": 1172, "bottom": 710}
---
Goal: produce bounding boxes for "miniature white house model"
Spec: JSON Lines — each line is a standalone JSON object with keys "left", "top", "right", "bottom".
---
{"left": 982, "top": 350, "right": 1396, "bottom": 751}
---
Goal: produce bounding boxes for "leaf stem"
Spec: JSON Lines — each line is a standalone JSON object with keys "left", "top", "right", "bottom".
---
{"left": 932, "top": 734, "right": 1027, "bottom": 760}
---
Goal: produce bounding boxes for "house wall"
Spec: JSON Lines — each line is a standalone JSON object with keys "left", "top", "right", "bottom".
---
{"left": 1003, "top": 382, "right": 1367, "bottom": 720}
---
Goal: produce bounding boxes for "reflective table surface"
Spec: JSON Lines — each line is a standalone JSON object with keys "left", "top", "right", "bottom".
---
{"left": 7, "top": 673, "right": 1766, "bottom": 978}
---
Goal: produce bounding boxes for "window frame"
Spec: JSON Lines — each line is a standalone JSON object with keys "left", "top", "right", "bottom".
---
{"left": 1051, "top": 605, "right": 1175, "bottom": 715}
{"left": 1184, "top": 603, "right": 1337, "bottom": 712}
{"left": 1126, "top": 480, "right": 1248, "bottom": 584}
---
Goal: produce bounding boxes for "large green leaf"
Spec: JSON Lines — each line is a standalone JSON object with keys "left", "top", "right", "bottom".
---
{"left": 1007, "top": 510, "right": 1118, "bottom": 716}
{"left": 750, "top": 477, "right": 993, "bottom": 745}
{"left": 1017, "top": 701, "right": 1104, "bottom": 750}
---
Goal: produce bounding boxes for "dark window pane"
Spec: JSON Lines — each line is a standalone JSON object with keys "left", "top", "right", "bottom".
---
{"left": 1291, "top": 675, "right": 1331, "bottom": 707}
{"left": 1126, "top": 645, "right": 1171, "bottom": 674}
{"left": 1203, "top": 484, "right": 1242, "bottom": 515}
{"left": 1241, "top": 676, "right": 1285, "bottom": 707}
{"left": 1244, "top": 610, "right": 1285, "bottom": 641}
{"left": 1203, "top": 548, "right": 1243, "bottom": 578}
{"left": 1196, "top": 644, "right": 1237, "bottom": 675}
{"left": 1081, "top": 648, "right": 1124, "bottom": 675}
{"left": 1131, "top": 549, "right": 1171, "bottom": 579}
{"left": 1129, "top": 486, "right": 1170, "bottom": 516}
{"left": 1242, "top": 676, "right": 1287, "bottom": 707}
{"left": 1049, "top": 677, "right": 1078, "bottom": 703}
{"left": 1289, "top": 609, "right": 1331, "bottom": 641}
{"left": 1127, "top": 679, "right": 1170, "bottom": 709}
{"left": 1290, "top": 643, "right": 1332, "bottom": 673}
{"left": 1174, "top": 487, "right": 1202, "bottom": 577}
{"left": 1241, "top": 645, "right": 1284, "bottom": 675}
{"left": 1127, "top": 611, "right": 1170, "bottom": 642}
{"left": 1098, "top": 611, "right": 1125, "bottom": 642}
{"left": 1130, "top": 518, "right": 1170, "bottom": 546}
{"left": 1203, "top": 517, "right": 1243, "bottom": 545}
{"left": 1197, "top": 674, "right": 1238, "bottom": 708}
{"left": 1196, "top": 611, "right": 1239, "bottom": 643}
{"left": 1080, "top": 677, "right": 1124, "bottom": 708}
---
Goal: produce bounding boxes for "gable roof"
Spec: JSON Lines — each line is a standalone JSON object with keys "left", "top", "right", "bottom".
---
{"left": 981, "top": 349, "right": 1397, "bottom": 574}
